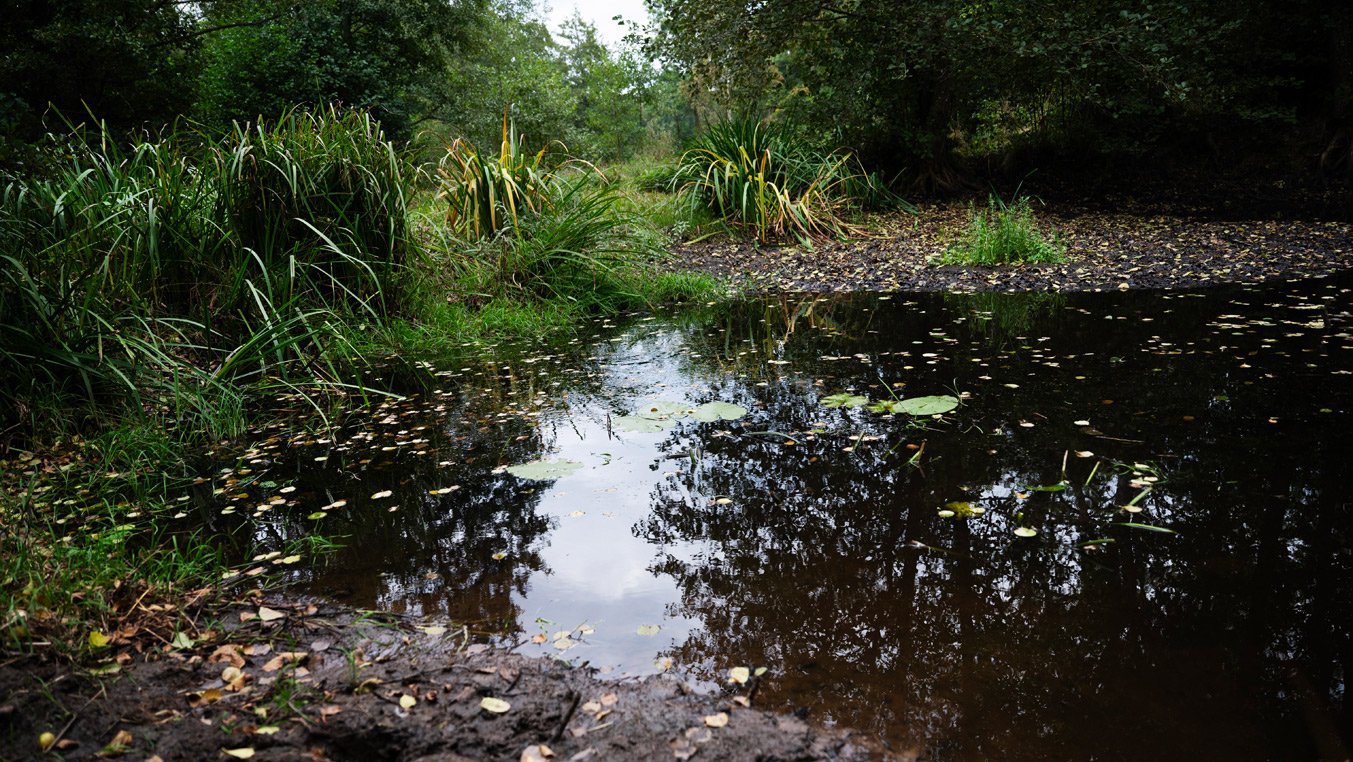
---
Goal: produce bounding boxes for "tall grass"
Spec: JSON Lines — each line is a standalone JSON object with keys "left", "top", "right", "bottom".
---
{"left": 0, "top": 108, "right": 410, "bottom": 441}
{"left": 938, "top": 194, "right": 1066, "bottom": 265}
{"left": 672, "top": 118, "right": 909, "bottom": 243}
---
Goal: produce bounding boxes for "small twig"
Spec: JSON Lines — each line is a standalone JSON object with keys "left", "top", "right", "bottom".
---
{"left": 551, "top": 690, "right": 581, "bottom": 742}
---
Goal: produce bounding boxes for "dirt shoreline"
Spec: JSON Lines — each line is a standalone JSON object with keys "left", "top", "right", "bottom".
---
{"left": 672, "top": 202, "right": 1353, "bottom": 293}
{"left": 0, "top": 598, "right": 893, "bottom": 761}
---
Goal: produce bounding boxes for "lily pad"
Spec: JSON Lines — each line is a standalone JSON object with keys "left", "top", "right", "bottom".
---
{"left": 636, "top": 401, "right": 690, "bottom": 420}
{"left": 896, "top": 395, "right": 960, "bottom": 416}
{"left": 613, "top": 415, "right": 675, "bottom": 433}
{"left": 822, "top": 393, "right": 869, "bottom": 409}
{"left": 505, "top": 460, "right": 583, "bottom": 481}
{"left": 868, "top": 400, "right": 904, "bottom": 414}
{"left": 690, "top": 401, "right": 748, "bottom": 422}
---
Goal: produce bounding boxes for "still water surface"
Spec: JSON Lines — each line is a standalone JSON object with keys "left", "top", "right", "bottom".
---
{"left": 206, "top": 274, "right": 1353, "bottom": 760}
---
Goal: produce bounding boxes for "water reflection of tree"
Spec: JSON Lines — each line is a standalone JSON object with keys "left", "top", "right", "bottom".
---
{"left": 637, "top": 279, "right": 1353, "bottom": 760}
{"left": 212, "top": 341, "right": 616, "bottom": 634}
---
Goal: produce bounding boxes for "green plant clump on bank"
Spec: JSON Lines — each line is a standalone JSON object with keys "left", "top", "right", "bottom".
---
{"left": 939, "top": 195, "right": 1066, "bottom": 266}
{"left": 671, "top": 117, "right": 910, "bottom": 243}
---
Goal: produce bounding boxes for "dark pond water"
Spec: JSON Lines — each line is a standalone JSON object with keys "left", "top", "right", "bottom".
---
{"left": 198, "top": 273, "right": 1353, "bottom": 760}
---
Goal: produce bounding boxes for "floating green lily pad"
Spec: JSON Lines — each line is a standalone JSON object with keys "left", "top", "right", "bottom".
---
{"left": 613, "top": 415, "right": 675, "bottom": 433}
{"left": 690, "top": 401, "right": 748, "bottom": 422}
{"left": 505, "top": 460, "right": 583, "bottom": 481}
{"left": 897, "top": 395, "right": 960, "bottom": 416}
{"left": 636, "top": 401, "right": 690, "bottom": 420}
{"left": 868, "top": 400, "right": 904, "bottom": 414}
{"left": 822, "top": 393, "right": 869, "bottom": 409}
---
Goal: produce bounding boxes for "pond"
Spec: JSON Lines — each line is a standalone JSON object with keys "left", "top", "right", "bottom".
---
{"left": 198, "top": 273, "right": 1353, "bottom": 760}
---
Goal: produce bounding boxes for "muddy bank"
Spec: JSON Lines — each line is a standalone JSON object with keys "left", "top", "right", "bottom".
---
{"left": 0, "top": 599, "right": 893, "bottom": 761}
{"left": 672, "top": 203, "right": 1353, "bottom": 292}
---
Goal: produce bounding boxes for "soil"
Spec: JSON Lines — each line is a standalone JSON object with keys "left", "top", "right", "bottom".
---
{"left": 671, "top": 202, "right": 1353, "bottom": 292}
{"left": 0, "top": 599, "right": 892, "bottom": 762}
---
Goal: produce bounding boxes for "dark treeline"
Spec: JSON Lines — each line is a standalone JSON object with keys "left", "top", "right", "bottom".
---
{"left": 2, "top": 1, "right": 1348, "bottom": 188}
{"left": 646, "top": 0, "right": 1352, "bottom": 192}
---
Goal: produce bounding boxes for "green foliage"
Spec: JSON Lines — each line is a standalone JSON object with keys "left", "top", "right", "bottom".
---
{"left": 217, "top": 107, "right": 409, "bottom": 313}
{"left": 193, "top": 0, "right": 473, "bottom": 141}
{"left": 649, "top": 0, "right": 1352, "bottom": 183}
{"left": 435, "top": 117, "right": 560, "bottom": 241}
{"left": 939, "top": 196, "right": 1066, "bottom": 266}
{"left": 673, "top": 118, "right": 908, "bottom": 242}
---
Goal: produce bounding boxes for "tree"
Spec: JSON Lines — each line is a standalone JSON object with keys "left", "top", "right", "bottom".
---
{"left": 193, "top": 0, "right": 480, "bottom": 141}
{"left": 0, "top": 0, "right": 200, "bottom": 141}
{"left": 646, "top": 0, "right": 1351, "bottom": 186}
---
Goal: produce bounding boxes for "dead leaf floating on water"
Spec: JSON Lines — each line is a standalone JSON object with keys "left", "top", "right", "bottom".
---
{"left": 636, "top": 624, "right": 661, "bottom": 636}
{"left": 728, "top": 666, "right": 750, "bottom": 685}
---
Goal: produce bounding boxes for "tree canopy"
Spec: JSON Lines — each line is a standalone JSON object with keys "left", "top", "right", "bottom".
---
{"left": 646, "top": 0, "right": 1352, "bottom": 186}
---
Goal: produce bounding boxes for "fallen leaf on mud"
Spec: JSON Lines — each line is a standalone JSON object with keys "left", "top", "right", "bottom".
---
{"left": 399, "top": 694, "right": 417, "bottom": 710}
{"left": 262, "top": 652, "right": 307, "bottom": 672}
{"left": 418, "top": 626, "right": 447, "bottom": 637}
{"left": 520, "top": 745, "right": 554, "bottom": 762}
{"left": 703, "top": 712, "right": 729, "bottom": 728}
{"left": 581, "top": 701, "right": 602, "bottom": 714}
{"left": 319, "top": 705, "right": 342, "bottom": 718}
{"left": 480, "top": 697, "right": 511, "bottom": 714}
{"left": 732, "top": 696, "right": 750, "bottom": 707}
{"left": 209, "top": 645, "right": 245, "bottom": 667}
{"left": 223, "top": 748, "right": 255, "bottom": 759}
{"left": 215, "top": 663, "right": 251, "bottom": 690}
{"left": 170, "top": 632, "right": 194, "bottom": 650}
{"left": 727, "top": 667, "right": 750, "bottom": 685}
{"left": 89, "top": 631, "right": 111, "bottom": 648}
{"left": 100, "top": 729, "right": 133, "bottom": 756}
{"left": 187, "top": 688, "right": 223, "bottom": 707}
{"left": 254, "top": 726, "right": 280, "bottom": 735}
{"left": 257, "top": 606, "right": 285, "bottom": 623}
{"left": 600, "top": 692, "right": 618, "bottom": 707}
{"left": 370, "top": 490, "right": 393, "bottom": 499}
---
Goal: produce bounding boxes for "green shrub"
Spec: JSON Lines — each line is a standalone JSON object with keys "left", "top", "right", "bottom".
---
{"left": 217, "top": 107, "right": 410, "bottom": 314}
{"left": 939, "top": 195, "right": 1066, "bottom": 265}
{"left": 672, "top": 118, "right": 910, "bottom": 243}
{"left": 435, "top": 116, "right": 564, "bottom": 241}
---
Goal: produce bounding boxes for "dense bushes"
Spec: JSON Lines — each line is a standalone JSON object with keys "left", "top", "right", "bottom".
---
{"left": 670, "top": 118, "right": 907, "bottom": 243}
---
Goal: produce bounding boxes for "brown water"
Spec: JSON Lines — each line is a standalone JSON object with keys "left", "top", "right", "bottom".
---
{"left": 197, "top": 274, "right": 1353, "bottom": 760}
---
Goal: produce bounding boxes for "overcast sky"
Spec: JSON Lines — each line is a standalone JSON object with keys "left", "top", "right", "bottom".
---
{"left": 544, "top": 0, "right": 651, "bottom": 48}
